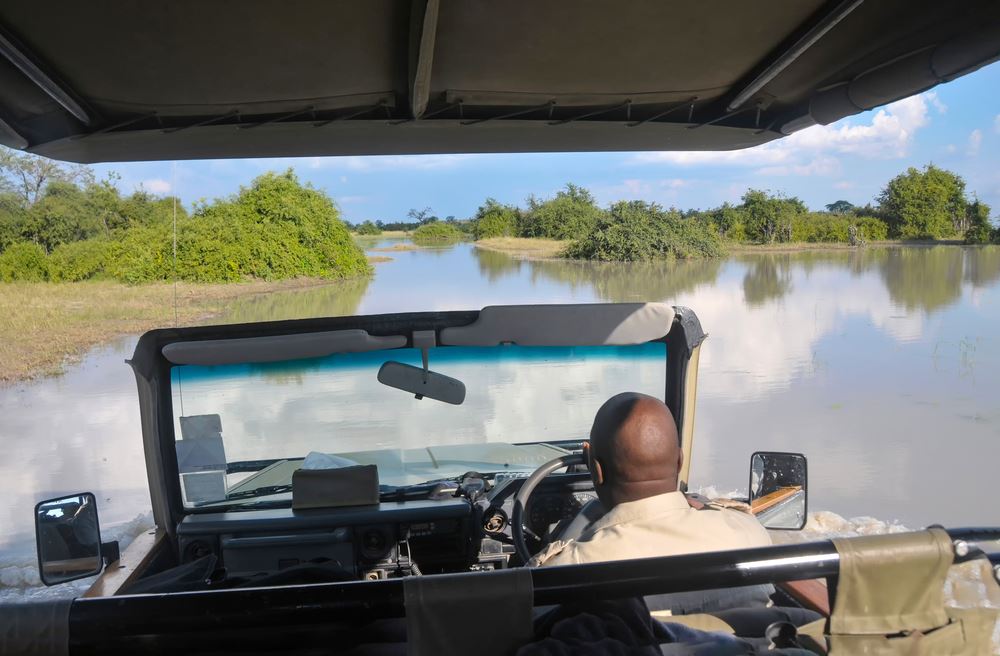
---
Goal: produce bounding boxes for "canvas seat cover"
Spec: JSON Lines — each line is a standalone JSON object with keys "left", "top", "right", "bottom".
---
{"left": 798, "top": 528, "right": 1000, "bottom": 655}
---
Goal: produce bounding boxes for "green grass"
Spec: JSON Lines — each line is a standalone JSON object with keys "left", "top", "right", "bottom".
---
{"left": 0, "top": 279, "right": 354, "bottom": 384}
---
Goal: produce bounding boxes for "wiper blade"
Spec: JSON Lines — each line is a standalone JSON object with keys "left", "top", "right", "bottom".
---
{"left": 208, "top": 479, "right": 459, "bottom": 508}
{"left": 225, "top": 484, "right": 293, "bottom": 501}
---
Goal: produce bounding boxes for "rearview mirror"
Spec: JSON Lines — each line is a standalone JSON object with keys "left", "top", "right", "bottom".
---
{"left": 749, "top": 452, "right": 807, "bottom": 530}
{"left": 34, "top": 493, "right": 104, "bottom": 585}
{"left": 377, "top": 361, "right": 466, "bottom": 405}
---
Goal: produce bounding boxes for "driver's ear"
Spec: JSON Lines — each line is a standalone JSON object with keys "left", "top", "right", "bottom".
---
{"left": 583, "top": 441, "right": 604, "bottom": 485}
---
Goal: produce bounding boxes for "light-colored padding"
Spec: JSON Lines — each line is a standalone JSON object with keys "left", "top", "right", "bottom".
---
{"left": 440, "top": 303, "right": 674, "bottom": 346}
{"left": 162, "top": 330, "right": 406, "bottom": 366}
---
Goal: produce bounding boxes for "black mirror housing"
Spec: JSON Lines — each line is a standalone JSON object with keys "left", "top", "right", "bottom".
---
{"left": 749, "top": 452, "right": 808, "bottom": 530}
{"left": 34, "top": 492, "right": 105, "bottom": 586}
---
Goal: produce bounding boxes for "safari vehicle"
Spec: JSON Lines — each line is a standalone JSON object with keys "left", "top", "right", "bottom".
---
{"left": 3, "top": 1, "right": 1000, "bottom": 654}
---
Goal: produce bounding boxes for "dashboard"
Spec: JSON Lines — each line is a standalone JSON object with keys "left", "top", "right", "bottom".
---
{"left": 174, "top": 474, "right": 598, "bottom": 585}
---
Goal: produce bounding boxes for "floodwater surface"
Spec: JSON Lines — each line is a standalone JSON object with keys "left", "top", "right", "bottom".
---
{"left": 2, "top": 241, "right": 999, "bottom": 576}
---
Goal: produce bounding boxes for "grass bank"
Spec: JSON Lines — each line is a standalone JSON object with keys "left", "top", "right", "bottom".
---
{"left": 477, "top": 236, "right": 973, "bottom": 261}
{"left": 727, "top": 239, "right": 967, "bottom": 254}
{"left": 0, "top": 278, "right": 353, "bottom": 385}
{"left": 474, "top": 237, "right": 570, "bottom": 259}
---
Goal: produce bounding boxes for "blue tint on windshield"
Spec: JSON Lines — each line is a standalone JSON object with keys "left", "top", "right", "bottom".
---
{"left": 171, "top": 342, "right": 666, "bottom": 384}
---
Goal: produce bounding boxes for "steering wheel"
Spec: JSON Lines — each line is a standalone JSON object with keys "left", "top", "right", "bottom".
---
{"left": 511, "top": 453, "right": 586, "bottom": 563}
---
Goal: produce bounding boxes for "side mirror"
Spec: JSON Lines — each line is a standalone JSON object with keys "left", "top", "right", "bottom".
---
{"left": 34, "top": 492, "right": 109, "bottom": 586}
{"left": 749, "top": 452, "right": 808, "bottom": 530}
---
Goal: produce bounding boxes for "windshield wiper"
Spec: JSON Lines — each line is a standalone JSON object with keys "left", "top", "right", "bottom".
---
{"left": 208, "top": 479, "right": 460, "bottom": 509}
{"left": 224, "top": 484, "right": 293, "bottom": 501}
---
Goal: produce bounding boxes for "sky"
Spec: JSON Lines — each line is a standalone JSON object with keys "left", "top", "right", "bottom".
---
{"left": 92, "top": 61, "right": 1000, "bottom": 224}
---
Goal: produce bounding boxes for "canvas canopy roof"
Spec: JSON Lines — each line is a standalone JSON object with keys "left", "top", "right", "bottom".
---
{"left": 1, "top": 0, "right": 998, "bottom": 163}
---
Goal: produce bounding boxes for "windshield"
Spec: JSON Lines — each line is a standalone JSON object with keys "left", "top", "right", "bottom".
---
{"left": 170, "top": 342, "right": 666, "bottom": 508}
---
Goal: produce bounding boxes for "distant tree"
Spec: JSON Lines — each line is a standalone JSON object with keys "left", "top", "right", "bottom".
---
{"left": 877, "top": 165, "right": 968, "bottom": 239}
{"left": 825, "top": 200, "right": 855, "bottom": 214}
{"left": 0, "top": 147, "right": 93, "bottom": 206}
{"left": 964, "top": 199, "right": 995, "bottom": 244}
{"left": 740, "top": 190, "right": 805, "bottom": 244}
{"left": 709, "top": 202, "right": 745, "bottom": 239}
{"left": 472, "top": 198, "right": 519, "bottom": 239}
{"left": 407, "top": 207, "right": 436, "bottom": 225}
{"left": 356, "top": 220, "right": 382, "bottom": 235}
{"left": 520, "top": 183, "right": 603, "bottom": 240}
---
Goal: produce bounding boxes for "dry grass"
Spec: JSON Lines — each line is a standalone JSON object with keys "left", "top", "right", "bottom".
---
{"left": 367, "top": 255, "right": 394, "bottom": 264}
{"left": 474, "top": 237, "right": 570, "bottom": 259}
{"left": 0, "top": 278, "right": 351, "bottom": 385}
{"left": 726, "top": 239, "right": 961, "bottom": 254}
{"left": 369, "top": 243, "right": 422, "bottom": 252}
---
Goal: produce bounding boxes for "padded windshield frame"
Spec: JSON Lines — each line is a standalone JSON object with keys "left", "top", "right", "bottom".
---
{"left": 128, "top": 307, "right": 706, "bottom": 534}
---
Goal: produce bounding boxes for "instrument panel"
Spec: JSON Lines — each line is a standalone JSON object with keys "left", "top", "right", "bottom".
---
{"left": 527, "top": 492, "right": 597, "bottom": 534}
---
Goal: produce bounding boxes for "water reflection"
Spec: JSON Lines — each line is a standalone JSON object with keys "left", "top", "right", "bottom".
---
{"left": 740, "top": 255, "right": 793, "bottom": 308}
{"left": 473, "top": 248, "right": 723, "bottom": 302}
{"left": 215, "top": 276, "right": 371, "bottom": 324}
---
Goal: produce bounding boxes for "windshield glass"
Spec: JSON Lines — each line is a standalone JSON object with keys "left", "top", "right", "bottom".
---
{"left": 170, "top": 342, "right": 666, "bottom": 508}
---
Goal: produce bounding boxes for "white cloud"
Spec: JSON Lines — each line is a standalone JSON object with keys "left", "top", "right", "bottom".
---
{"left": 756, "top": 156, "right": 841, "bottom": 177}
{"left": 321, "top": 154, "right": 480, "bottom": 171}
{"left": 926, "top": 91, "right": 947, "bottom": 115}
{"left": 833, "top": 181, "right": 854, "bottom": 190}
{"left": 140, "top": 178, "right": 172, "bottom": 194}
{"left": 945, "top": 144, "right": 957, "bottom": 154}
{"left": 593, "top": 178, "right": 689, "bottom": 204}
{"left": 632, "top": 92, "right": 936, "bottom": 177}
{"left": 994, "top": 114, "right": 1000, "bottom": 135}
{"left": 966, "top": 129, "right": 983, "bottom": 156}
{"left": 339, "top": 176, "right": 348, "bottom": 183}
{"left": 236, "top": 154, "right": 480, "bottom": 174}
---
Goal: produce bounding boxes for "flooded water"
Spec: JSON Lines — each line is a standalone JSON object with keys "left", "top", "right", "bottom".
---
{"left": 2, "top": 240, "right": 1000, "bottom": 593}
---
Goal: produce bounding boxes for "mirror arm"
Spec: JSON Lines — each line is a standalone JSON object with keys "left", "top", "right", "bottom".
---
{"left": 101, "top": 541, "right": 120, "bottom": 567}
{"left": 412, "top": 330, "right": 436, "bottom": 384}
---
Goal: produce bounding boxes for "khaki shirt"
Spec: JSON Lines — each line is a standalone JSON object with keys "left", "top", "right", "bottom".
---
{"left": 529, "top": 491, "right": 771, "bottom": 567}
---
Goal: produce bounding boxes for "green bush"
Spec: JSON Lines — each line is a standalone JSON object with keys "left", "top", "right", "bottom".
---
{"left": 355, "top": 220, "right": 382, "bottom": 236}
{"left": 789, "top": 214, "right": 889, "bottom": 243}
{"left": 104, "top": 224, "right": 174, "bottom": 283}
{"left": 855, "top": 216, "right": 889, "bottom": 241}
{"left": 964, "top": 200, "right": 996, "bottom": 244}
{"left": 566, "top": 201, "right": 724, "bottom": 261}
{"left": 472, "top": 199, "right": 519, "bottom": 240}
{"left": 740, "top": 190, "right": 805, "bottom": 244}
{"left": 104, "top": 170, "right": 370, "bottom": 284}
{"left": 412, "top": 221, "right": 464, "bottom": 244}
{"left": 0, "top": 241, "right": 49, "bottom": 281}
{"left": 519, "top": 184, "right": 604, "bottom": 240}
{"left": 47, "top": 239, "right": 112, "bottom": 281}
{"left": 878, "top": 165, "right": 966, "bottom": 239}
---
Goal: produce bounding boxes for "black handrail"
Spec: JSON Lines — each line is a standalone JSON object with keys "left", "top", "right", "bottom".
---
{"left": 67, "top": 528, "right": 1000, "bottom": 652}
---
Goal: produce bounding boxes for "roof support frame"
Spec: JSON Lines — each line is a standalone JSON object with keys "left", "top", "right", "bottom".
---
{"left": 409, "top": 0, "right": 440, "bottom": 119}
{"left": 727, "top": 0, "right": 865, "bottom": 111}
{"left": 0, "top": 27, "right": 91, "bottom": 125}
{"left": 0, "top": 114, "right": 27, "bottom": 149}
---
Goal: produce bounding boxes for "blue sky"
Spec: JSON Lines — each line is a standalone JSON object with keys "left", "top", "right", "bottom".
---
{"left": 94, "top": 61, "right": 1000, "bottom": 224}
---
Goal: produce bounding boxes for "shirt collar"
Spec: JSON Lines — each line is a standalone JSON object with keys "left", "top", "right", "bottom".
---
{"left": 583, "top": 491, "right": 691, "bottom": 535}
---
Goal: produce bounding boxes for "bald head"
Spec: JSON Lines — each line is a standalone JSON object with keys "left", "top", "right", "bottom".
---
{"left": 587, "top": 392, "right": 682, "bottom": 508}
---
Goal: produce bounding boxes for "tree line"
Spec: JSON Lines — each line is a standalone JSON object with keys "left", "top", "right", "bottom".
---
{"left": 349, "top": 164, "right": 996, "bottom": 263}
{"left": 2, "top": 142, "right": 996, "bottom": 282}
{"left": 0, "top": 148, "right": 368, "bottom": 283}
